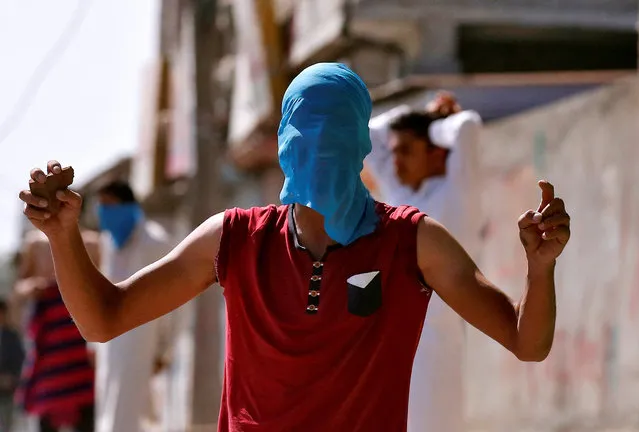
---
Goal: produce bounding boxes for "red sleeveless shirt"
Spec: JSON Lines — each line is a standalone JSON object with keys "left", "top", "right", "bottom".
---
{"left": 216, "top": 202, "right": 431, "bottom": 431}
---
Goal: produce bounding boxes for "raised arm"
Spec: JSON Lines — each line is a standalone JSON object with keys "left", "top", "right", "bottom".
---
{"left": 427, "top": 110, "right": 481, "bottom": 153}
{"left": 19, "top": 161, "right": 223, "bottom": 343}
{"left": 429, "top": 109, "right": 484, "bottom": 256}
{"left": 417, "top": 181, "right": 570, "bottom": 361}
{"left": 366, "top": 104, "right": 411, "bottom": 178}
{"left": 425, "top": 91, "right": 480, "bottom": 154}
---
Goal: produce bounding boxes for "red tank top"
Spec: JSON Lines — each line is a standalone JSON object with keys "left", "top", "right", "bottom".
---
{"left": 216, "top": 202, "right": 431, "bottom": 431}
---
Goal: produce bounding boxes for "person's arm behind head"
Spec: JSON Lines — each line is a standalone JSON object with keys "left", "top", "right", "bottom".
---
{"left": 366, "top": 105, "right": 412, "bottom": 179}
{"left": 431, "top": 109, "right": 484, "bottom": 258}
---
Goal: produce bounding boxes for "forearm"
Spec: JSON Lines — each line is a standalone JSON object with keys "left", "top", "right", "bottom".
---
{"left": 48, "top": 225, "right": 120, "bottom": 342}
{"left": 515, "top": 261, "right": 556, "bottom": 361}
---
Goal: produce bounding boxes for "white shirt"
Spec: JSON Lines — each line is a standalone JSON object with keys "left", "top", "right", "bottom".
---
{"left": 93, "top": 220, "right": 175, "bottom": 432}
{"left": 366, "top": 107, "right": 483, "bottom": 432}
{"left": 368, "top": 107, "right": 483, "bottom": 259}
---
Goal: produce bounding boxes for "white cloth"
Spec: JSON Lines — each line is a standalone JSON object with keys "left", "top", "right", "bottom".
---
{"left": 367, "top": 108, "right": 483, "bottom": 432}
{"left": 91, "top": 220, "right": 176, "bottom": 432}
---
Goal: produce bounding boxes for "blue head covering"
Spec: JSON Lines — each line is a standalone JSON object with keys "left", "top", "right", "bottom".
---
{"left": 97, "top": 203, "right": 143, "bottom": 249}
{"left": 278, "top": 63, "right": 378, "bottom": 245}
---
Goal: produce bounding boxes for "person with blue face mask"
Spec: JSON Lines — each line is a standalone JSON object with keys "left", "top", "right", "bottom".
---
{"left": 90, "top": 180, "right": 178, "bottom": 432}
{"left": 96, "top": 186, "right": 143, "bottom": 249}
{"left": 20, "top": 63, "right": 570, "bottom": 432}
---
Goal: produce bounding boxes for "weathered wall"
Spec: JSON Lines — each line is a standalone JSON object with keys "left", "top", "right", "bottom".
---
{"left": 466, "top": 77, "right": 639, "bottom": 431}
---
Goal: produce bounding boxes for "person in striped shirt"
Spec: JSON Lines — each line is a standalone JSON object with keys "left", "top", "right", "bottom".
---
{"left": 13, "top": 229, "right": 99, "bottom": 432}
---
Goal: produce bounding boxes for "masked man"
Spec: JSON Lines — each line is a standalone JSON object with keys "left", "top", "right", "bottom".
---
{"left": 90, "top": 180, "right": 176, "bottom": 432}
{"left": 20, "top": 63, "right": 570, "bottom": 432}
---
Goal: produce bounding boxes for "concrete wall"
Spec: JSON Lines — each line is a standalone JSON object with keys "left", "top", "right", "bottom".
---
{"left": 466, "top": 77, "right": 639, "bottom": 431}
{"left": 354, "top": 0, "right": 636, "bottom": 26}
{"left": 351, "top": 0, "right": 636, "bottom": 74}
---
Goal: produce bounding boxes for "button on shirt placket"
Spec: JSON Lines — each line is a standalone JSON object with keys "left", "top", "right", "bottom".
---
{"left": 306, "top": 261, "right": 324, "bottom": 314}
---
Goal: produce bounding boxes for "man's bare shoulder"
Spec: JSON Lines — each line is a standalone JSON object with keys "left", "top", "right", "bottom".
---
{"left": 416, "top": 214, "right": 476, "bottom": 278}
{"left": 172, "top": 212, "right": 225, "bottom": 257}
{"left": 419, "top": 211, "right": 467, "bottom": 239}
{"left": 417, "top": 216, "right": 457, "bottom": 257}
{"left": 416, "top": 214, "right": 445, "bottom": 240}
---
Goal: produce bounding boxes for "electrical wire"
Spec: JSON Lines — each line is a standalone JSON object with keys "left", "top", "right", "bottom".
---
{"left": 0, "top": 0, "right": 95, "bottom": 145}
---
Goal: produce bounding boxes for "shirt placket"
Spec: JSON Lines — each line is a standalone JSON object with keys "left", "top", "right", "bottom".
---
{"left": 305, "top": 260, "right": 325, "bottom": 314}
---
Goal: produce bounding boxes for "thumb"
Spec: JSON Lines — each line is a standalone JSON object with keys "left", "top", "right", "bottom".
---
{"left": 55, "top": 189, "right": 82, "bottom": 209}
{"left": 537, "top": 180, "right": 555, "bottom": 212}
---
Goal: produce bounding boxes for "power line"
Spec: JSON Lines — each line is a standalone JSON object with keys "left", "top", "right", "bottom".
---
{"left": 0, "top": 0, "right": 95, "bottom": 145}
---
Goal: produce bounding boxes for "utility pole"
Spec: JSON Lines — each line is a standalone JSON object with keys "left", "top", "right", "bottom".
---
{"left": 188, "top": 0, "right": 227, "bottom": 429}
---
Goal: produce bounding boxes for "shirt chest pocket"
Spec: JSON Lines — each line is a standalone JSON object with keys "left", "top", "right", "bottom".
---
{"left": 346, "top": 271, "right": 382, "bottom": 317}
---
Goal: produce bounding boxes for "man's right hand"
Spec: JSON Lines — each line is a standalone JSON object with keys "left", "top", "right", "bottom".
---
{"left": 19, "top": 160, "right": 82, "bottom": 238}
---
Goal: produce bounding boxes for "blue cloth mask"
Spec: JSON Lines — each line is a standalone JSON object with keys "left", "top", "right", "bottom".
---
{"left": 97, "top": 203, "right": 142, "bottom": 249}
{"left": 278, "top": 63, "right": 379, "bottom": 245}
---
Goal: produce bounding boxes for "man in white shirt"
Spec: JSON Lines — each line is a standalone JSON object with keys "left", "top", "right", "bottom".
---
{"left": 91, "top": 180, "right": 176, "bottom": 432}
{"left": 366, "top": 93, "right": 483, "bottom": 432}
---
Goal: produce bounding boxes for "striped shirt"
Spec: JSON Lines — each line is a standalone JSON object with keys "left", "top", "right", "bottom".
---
{"left": 16, "top": 284, "right": 94, "bottom": 428}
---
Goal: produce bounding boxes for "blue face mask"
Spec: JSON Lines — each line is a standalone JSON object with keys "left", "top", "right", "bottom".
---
{"left": 278, "top": 63, "right": 379, "bottom": 245}
{"left": 97, "top": 203, "right": 142, "bottom": 249}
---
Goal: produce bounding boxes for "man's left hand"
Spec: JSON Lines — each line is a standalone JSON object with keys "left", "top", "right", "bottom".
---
{"left": 518, "top": 180, "right": 570, "bottom": 266}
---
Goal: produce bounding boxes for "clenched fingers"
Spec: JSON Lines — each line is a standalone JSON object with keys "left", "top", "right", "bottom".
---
{"left": 55, "top": 189, "right": 82, "bottom": 208}
{"left": 47, "top": 160, "right": 62, "bottom": 175}
{"left": 538, "top": 213, "right": 570, "bottom": 231}
{"left": 19, "top": 190, "right": 48, "bottom": 208}
{"left": 30, "top": 168, "right": 46, "bottom": 183}
{"left": 30, "top": 161, "right": 62, "bottom": 183}
{"left": 541, "top": 226, "right": 570, "bottom": 244}
{"left": 23, "top": 203, "right": 50, "bottom": 221}
{"left": 540, "top": 197, "right": 566, "bottom": 217}
{"left": 518, "top": 210, "right": 543, "bottom": 230}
